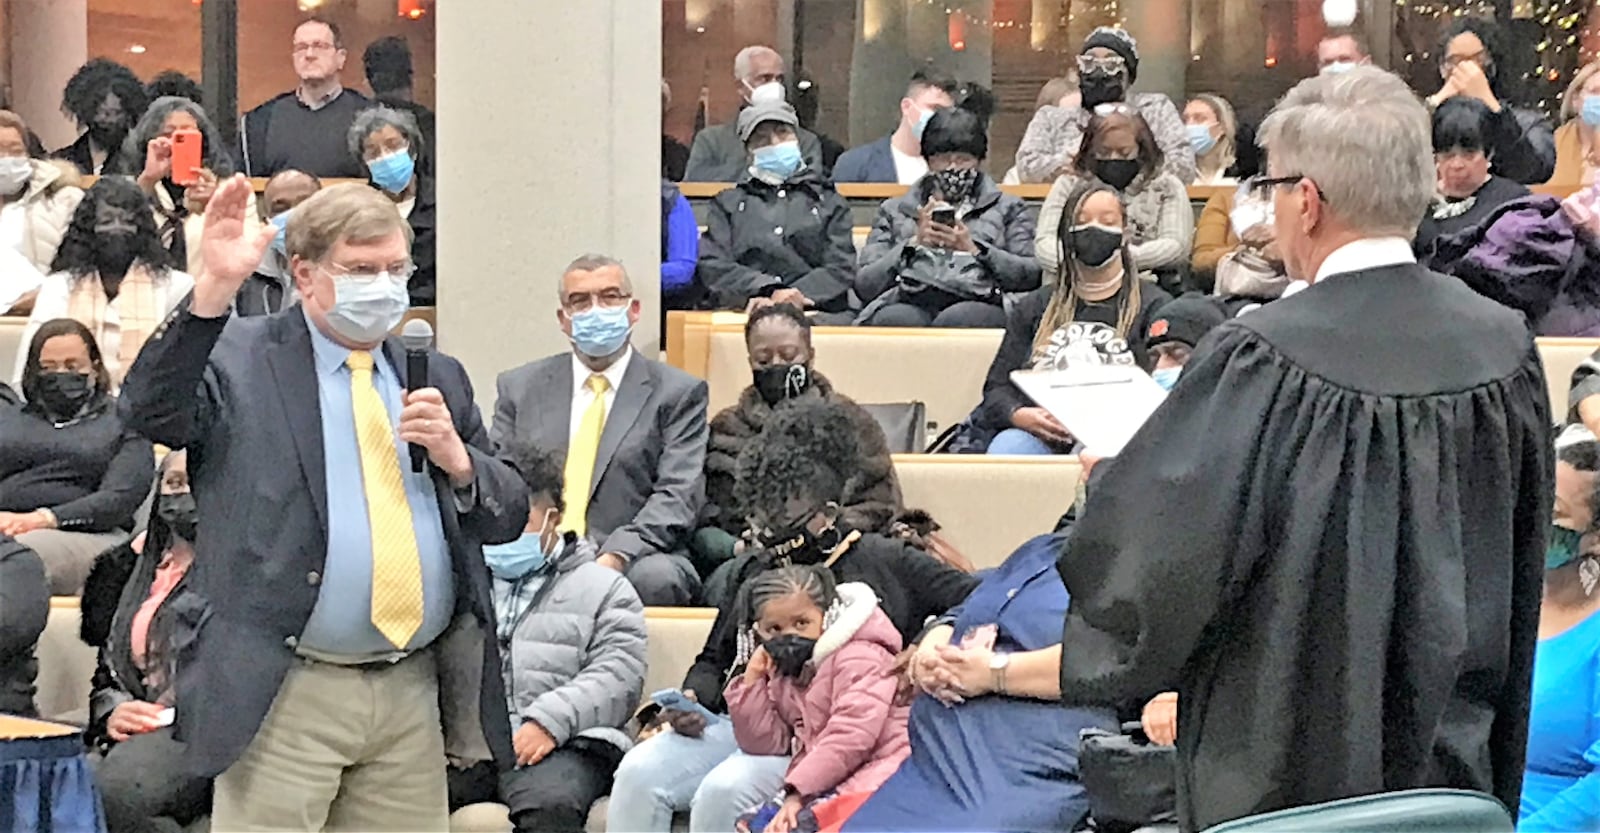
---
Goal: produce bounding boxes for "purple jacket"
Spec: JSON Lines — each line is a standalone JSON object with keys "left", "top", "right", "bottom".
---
{"left": 1430, "top": 194, "right": 1600, "bottom": 336}
{"left": 725, "top": 583, "right": 911, "bottom": 799}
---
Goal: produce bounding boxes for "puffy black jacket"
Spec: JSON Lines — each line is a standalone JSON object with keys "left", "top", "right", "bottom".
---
{"left": 696, "top": 169, "right": 857, "bottom": 314}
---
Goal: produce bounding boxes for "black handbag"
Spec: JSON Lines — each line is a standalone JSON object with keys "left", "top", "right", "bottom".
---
{"left": 1078, "top": 722, "right": 1179, "bottom": 833}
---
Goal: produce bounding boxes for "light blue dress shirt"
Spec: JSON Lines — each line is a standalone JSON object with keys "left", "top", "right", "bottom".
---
{"left": 298, "top": 310, "right": 454, "bottom": 657}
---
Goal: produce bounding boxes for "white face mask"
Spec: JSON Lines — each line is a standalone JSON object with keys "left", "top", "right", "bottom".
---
{"left": 0, "top": 157, "right": 31, "bottom": 193}
{"left": 746, "top": 80, "right": 786, "bottom": 105}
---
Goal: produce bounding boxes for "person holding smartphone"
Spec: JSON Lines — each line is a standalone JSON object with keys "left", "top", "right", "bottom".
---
{"left": 856, "top": 107, "right": 1042, "bottom": 328}
{"left": 81, "top": 449, "right": 214, "bottom": 833}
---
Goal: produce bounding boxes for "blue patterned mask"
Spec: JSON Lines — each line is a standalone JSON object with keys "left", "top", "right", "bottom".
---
{"left": 568, "top": 305, "right": 633, "bottom": 358}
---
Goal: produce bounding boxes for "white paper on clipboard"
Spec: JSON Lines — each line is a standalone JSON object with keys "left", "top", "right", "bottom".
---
{"left": 1009, "top": 364, "right": 1168, "bottom": 456}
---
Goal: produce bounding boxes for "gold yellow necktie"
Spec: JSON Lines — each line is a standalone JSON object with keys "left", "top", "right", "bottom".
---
{"left": 560, "top": 374, "right": 611, "bottom": 537}
{"left": 346, "top": 350, "right": 424, "bottom": 649}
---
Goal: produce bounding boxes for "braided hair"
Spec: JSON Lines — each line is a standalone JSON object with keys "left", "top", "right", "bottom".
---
{"left": 1034, "top": 179, "right": 1142, "bottom": 361}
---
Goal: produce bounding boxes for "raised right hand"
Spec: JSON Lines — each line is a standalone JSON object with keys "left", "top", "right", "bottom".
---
{"left": 107, "top": 700, "right": 166, "bottom": 742}
{"left": 1011, "top": 407, "right": 1071, "bottom": 445}
{"left": 137, "top": 136, "right": 172, "bottom": 190}
{"left": 191, "top": 174, "right": 278, "bottom": 318}
{"left": 665, "top": 688, "right": 708, "bottom": 738}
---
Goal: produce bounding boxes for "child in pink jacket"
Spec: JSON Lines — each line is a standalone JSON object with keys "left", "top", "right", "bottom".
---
{"left": 726, "top": 565, "right": 911, "bottom": 833}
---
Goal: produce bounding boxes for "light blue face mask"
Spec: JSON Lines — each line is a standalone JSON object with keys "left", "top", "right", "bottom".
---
{"left": 1187, "top": 124, "right": 1217, "bottom": 157}
{"left": 325, "top": 273, "right": 409, "bottom": 344}
{"left": 912, "top": 108, "right": 935, "bottom": 140}
{"left": 752, "top": 140, "right": 803, "bottom": 180}
{"left": 569, "top": 304, "right": 633, "bottom": 358}
{"left": 1321, "top": 61, "right": 1358, "bottom": 75}
{"left": 268, "top": 210, "right": 291, "bottom": 258}
{"left": 1152, "top": 366, "right": 1181, "bottom": 391}
{"left": 367, "top": 148, "right": 416, "bottom": 194}
{"left": 1583, "top": 96, "right": 1600, "bottom": 129}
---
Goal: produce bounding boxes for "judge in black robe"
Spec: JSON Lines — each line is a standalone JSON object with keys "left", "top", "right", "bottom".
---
{"left": 1055, "top": 66, "right": 1553, "bottom": 832}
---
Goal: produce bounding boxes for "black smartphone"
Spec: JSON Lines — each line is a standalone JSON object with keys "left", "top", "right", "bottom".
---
{"left": 931, "top": 203, "right": 957, "bottom": 226}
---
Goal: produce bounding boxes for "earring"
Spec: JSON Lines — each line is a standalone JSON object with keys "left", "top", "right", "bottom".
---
{"left": 822, "top": 598, "right": 843, "bottom": 630}
{"left": 1582, "top": 556, "right": 1599, "bottom": 597}
{"left": 736, "top": 627, "right": 756, "bottom": 667}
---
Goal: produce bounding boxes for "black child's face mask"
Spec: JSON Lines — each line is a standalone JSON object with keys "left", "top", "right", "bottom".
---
{"left": 763, "top": 634, "right": 817, "bottom": 678}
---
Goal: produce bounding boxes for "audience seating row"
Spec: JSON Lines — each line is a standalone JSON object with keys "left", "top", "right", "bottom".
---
{"left": 668, "top": 312, "right": 1600, "bottom": 432}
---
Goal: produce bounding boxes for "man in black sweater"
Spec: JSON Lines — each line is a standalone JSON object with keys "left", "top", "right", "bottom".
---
{"left": 239, "top": 18, "right": 369, "bottom": 179}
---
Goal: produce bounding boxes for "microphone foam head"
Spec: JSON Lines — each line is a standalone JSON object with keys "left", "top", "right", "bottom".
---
{"left": 400, "top": 318, "right": 435, "bottom": 352}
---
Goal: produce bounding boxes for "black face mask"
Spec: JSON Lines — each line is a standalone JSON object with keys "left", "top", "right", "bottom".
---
{"left": 1092, "top": 159, "right": 1141, "bottom": 191}
{"left": 931, "top": 168, "right": 980, "bottom": 205}
{"left": 753, "top": 364, "right": 811, "bottom": 406}
{"left": 759, "top": 512, "right": 845, "bottom": 566}
{"left": 95, "top": 232, "right": 138, "bottom": 275}
{"left": 157, "top": 492, "right": 198, "bottom": 542}
{"left": 87, "top": 121, "right": 127, "bottom": 149}
{"left": 1069, "top": 223, "right": 1124, "bottom": 268}
{"left": 1079, "top": 71, "right": 1127, "bottom": 109}
{"left": 31, "top": 371, "right": 94, "bottom": 419}
{"left": 764, "top": 634, "right": 818, "bottom": 678}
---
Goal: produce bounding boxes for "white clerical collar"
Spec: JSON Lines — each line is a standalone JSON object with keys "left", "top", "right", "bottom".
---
{"left": 1313, "top": 236, "right": 1415, "bottom": 284}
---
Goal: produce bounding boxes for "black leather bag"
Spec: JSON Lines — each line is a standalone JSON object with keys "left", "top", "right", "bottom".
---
{"left": 1078, "top": 722, "right": 1178, "bottom": 833}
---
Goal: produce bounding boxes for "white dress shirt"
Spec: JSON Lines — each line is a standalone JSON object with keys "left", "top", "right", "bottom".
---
{"left": 1314, "top": 236, "right": 1416, "bottom": 283}
{"left": 569, "top": 347, "right": 633, "bottom": 444}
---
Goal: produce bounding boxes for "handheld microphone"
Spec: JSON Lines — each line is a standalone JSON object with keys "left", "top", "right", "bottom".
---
{"left": 400, "top": 318, "right": 435, "bottom": 474}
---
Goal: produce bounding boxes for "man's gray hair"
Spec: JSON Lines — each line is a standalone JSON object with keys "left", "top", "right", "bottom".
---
{"left": 733, "top": 45, "right": 781, "bottom": 81}
{"left": 1258, "top": 66, "right": 1433, "bottom": 237}
{"left": 559, "top": 253, "right": 634, "bottom": 298}
{"left": 347, "top": 104, "right": 423, "bottom": 161}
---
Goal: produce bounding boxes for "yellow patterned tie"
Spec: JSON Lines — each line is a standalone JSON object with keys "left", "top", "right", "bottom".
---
{"left": 560, "top": 374, "right": 611, "bottom": 537}
{"left": 347, "top": 350, "right": 424, "bottom": 649}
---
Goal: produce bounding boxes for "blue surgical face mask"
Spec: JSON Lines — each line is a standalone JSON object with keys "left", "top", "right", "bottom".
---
{"left": 1152, "top": 366, "right": 1181, "bottom": 391}
{"left": 1583, "top": 96, "right": 1600, "bottom": 129}
{"left": 268, "top": 210, "right": 291, "bottom": 258}
{"left": 324, "top": 272, "right": 409, "bottom": 344}
{"left": 1187, "top": 123, "right": 1217, "bottom": 157}
{"left": 912, "top": 108, "right": 935, "bottom": 140}
{"left": 483, "top": 510, "right": 561, "bottom": 579}
{"left": 752, "top": 140, "right": 803, "bottom": 180}
{"left": 1321, "top": 61, "right": 1358, "bottom": 75}
{"left": 367, "top": 148, "right": 416, "bottom": 194}
{"left": 568, "top": 304, "right": 633, "bottom": 358}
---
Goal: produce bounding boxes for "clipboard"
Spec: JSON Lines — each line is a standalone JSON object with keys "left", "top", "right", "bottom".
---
{"left": 1010, "top": 365, "right": 1167, "bottom": 455}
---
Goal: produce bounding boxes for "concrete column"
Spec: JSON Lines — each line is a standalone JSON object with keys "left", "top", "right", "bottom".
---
{"left": 10, "top": 0, "right": 87, "bottom": 150}
{"left": 848, "top": 0, "right": 994, "bottom": 148}
{"left": 1123, "top": 0, "right": 1191, "bottom": 101}
{"left": 435, "top": 0, "right": 660, "bottom": 402}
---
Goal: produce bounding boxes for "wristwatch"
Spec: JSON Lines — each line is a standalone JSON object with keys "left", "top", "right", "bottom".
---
{"left": 989, "top": 651, "right": 1011, "bottom": 695}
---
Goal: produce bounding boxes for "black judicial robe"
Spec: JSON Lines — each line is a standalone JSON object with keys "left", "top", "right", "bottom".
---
{"left": 1056, "top": 262, "right": 1552, "bottom": 831}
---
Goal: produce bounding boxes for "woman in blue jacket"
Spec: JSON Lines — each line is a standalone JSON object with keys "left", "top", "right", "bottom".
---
{"left": 1522, "top": 428, "right": 1600, "bottom": 832}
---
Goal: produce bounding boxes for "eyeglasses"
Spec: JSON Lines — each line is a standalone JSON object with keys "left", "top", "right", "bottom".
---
{"left": 1441, "top": 51, "right": 1488, "bottom": 75}
{"left": 563, "top": 289, "right": 632, "bottom": 313}
{"left": 292, "top": 41, "right": 339, "bottom": 55}
{"left": 1093, "top": 102, "right": 1136, "bottom": 118}
{"left": 1076, "top": 54, "right": 1126, "bottom": 74}
{"left": 1247, "top": 175, "right": 1305, "bottom": 199}
{"left": 318, "top": 261, "right": 415, "bottom": 284}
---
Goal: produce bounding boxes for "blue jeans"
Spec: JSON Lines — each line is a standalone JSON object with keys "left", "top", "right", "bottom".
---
{"left": 606, "top": 719, "right": 789, "bottom": 833}
{"left": 986, "top": 428, "right": 1058, "bottom": 455}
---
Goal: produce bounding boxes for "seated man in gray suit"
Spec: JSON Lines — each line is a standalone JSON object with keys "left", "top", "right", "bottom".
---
{"left": 493, "top": 254, "right": 708, "bottom": 606}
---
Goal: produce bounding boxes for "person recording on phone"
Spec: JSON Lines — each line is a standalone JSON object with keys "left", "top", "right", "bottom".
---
{"left": 856, "top": 106, "right": 1041, "bottom": 328}
{"left": 81, "top": 449, "right": 214, "bottom": 833}
{"left": 116, "top": 176, "right": 529, "bottom": 830}
{"left": 447, "top": 441, "right": 646, "bottom": 833}
{"left": 106, "top": 96, "right": 251, "bottom": 277}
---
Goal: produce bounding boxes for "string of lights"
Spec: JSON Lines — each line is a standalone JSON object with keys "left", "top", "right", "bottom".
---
{"left": 1396, "top": 0, "right": 1591, "bottom": 115}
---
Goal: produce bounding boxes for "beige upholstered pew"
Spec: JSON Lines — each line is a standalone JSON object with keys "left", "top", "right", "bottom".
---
{"left": 893, "top": 454, "right": 1078, "bottom": 569}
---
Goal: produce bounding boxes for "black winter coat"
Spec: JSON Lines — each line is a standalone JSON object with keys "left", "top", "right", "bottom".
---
{"left": 0, "top": 536, "right": 47, "bottom": 716}
{"left": 696, "top": 169, "right": 857, "bottom": 314}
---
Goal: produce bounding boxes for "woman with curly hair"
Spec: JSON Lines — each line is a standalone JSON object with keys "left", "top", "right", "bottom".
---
{"left": 52, "top": 58, "right": 149, "bottom": 176}
{"left": 12, "top": 177, "right": 193, "bottom": 389}
{"left": 608, "top": 399, "right": 977, "bottom": 833}
{"left": 105, "top": 96, "right": 252, "bottom": 276}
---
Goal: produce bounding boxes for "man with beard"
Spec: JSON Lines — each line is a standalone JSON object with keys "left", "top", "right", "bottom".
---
{"left": 1051, "top": 66, "right": 1551, "bottom": 831}
{"left": 53, "top": 59, "right": 149, "bottom": 176}
{"left": 1013, "top": 27, "right": 1194, "bottom": 185}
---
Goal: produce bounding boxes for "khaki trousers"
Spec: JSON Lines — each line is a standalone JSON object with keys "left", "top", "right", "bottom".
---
{"left": 210, "top": 650, "right": 447, "bottom": 832}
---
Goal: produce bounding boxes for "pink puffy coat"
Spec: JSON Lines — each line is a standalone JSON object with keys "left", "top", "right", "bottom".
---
{"left": 725, "top": 582, "right": 911, "bottom": 799}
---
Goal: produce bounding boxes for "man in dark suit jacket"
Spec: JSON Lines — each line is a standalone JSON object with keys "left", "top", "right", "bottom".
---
{"left": 118, "top": 176, "right": 528, "bottom": 829}
{"left": 684, "top": 45, "right": 825, "bottom": 182}
{"left": 832, "top": 69, "right": 958, "bottom": 184}
{"left": 493, "top": 254, "right": 708, "bottom": 606}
